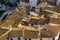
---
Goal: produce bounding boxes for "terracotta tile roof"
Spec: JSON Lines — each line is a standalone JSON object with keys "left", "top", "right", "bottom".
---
{"left": 29, "top": 18, "right": 39, "bottom": 24}
{"left": 0, "top": 5, "right": 28, "bottom": 28}
{"left": 0, "top": 28, "right": 8, "bottom": 36}
{"left": 45, "top": 24, "right": 60, "bottom": 37}
{"left": 50, "top": 17, "right": 60, "bottom": 24}
{"left": 40, "top": 28, "right": 54, "bottom": 38}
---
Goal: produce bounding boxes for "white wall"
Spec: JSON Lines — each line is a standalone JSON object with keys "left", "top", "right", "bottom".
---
{"left": 20, "top": 2, "right": 29, "bottom": 6}
{"left": 56, "top": 0, "right": 60, "bottom": 5}
{"left": 20, "top": 0, "right": 38, "bottom": 7}
{"left": 8, "top": 37, "right": 25, "bottom": 40}
{"left": 29, "top": 0, "right": 38, "bottom": 7}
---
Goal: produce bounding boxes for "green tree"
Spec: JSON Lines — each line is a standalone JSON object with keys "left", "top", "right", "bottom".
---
{"left": 6, "top": 1, "right": 14, "bottom": 7}
{"left": 16, "top": 0, "right": 20, "bottom": 3}
{"left": 0, "top": 0, "right": 6, "bottom": 4}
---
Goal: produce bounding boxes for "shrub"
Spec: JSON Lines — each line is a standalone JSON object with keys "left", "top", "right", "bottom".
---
{"left": 2, "top": 14, "right": 8, "bottom": 21}
{"left": 6, "top": 1, "right": 14, "bottom": 7}
{"left": 0, "top": 10, "right": 5, "bottom": 17}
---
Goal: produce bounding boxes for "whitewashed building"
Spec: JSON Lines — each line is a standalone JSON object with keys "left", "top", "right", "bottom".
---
{"left": 56, "top": 0, "right": 60, "bottom": 5}
{"left": 29, "top": 0, "right": 38, "bottom": 7}
{"left": 20, "top": 0, "right": 39, "bottom": 8}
